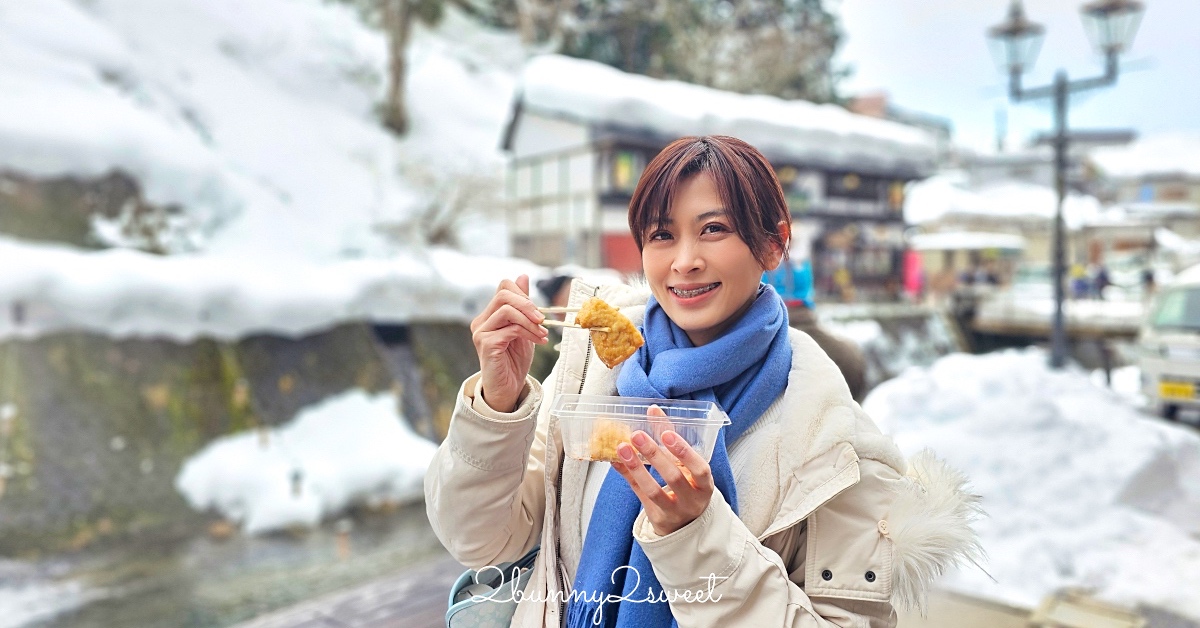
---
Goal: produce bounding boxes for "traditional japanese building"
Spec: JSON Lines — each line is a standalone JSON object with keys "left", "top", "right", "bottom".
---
{"left": 500, "top": 54, "right": 939, "bottom": 302}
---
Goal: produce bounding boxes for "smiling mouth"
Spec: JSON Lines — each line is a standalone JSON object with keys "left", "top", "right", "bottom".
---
{"left": 670, "top": 283, "right": 720, "bottom": 298}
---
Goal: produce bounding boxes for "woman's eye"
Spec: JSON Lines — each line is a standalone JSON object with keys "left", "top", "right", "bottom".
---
{"left": 702, "top": 223, "right": 729, "bottom": 235}
{"left": 648, "top": 231, "right": 672, "bottom": 241}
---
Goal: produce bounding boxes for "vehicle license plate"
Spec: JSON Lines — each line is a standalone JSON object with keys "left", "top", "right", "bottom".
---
{"left": 1159, "top": 381, "right": 1195, "bottom": 400}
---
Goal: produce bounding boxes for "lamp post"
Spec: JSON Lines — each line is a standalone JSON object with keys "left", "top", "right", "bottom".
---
{"left": 987, "top": 0, "right": 1144, "bottom": 369}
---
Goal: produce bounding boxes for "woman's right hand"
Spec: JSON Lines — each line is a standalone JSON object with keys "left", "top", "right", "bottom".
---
{"left": 470, "top": 275, "right": 549, "bottom": 413}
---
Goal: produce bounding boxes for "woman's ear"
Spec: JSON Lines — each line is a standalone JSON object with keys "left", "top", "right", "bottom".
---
{"left": 763, "top": 220, "right": 790, "bottom": 271}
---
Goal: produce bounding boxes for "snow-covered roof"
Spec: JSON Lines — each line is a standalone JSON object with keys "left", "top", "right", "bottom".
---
{"left": 909, "top": 231, "right": 1025, "bottom": 251}
{"left": 518, "top": 54, "right": 937, "bottom": 175}
{"left": 1089, "top": 133, "right": 1200, "bottom": 179}
{"left": 1164, "top": 258, "right": 1200, "bottom": 288}
{"left": 904, "top": 171, "right": 1102, "bottom": 229}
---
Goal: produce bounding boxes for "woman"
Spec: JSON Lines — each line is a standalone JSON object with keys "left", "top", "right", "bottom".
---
{"left": 426, "top": 136, "right": 982, "bottom": 627}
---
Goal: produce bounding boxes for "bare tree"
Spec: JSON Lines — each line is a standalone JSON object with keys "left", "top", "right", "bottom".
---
{"left": 336, "top": 0, "right": 444, "bottom": 135}
{"left": 381, "top": 1, "right": 418, "bottom": 134}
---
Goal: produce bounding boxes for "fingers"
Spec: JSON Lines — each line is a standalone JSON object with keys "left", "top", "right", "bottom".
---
{"left": 628, "top": 430, "right": 706, "bottom": 497}
{"left": 661, "top": 431, "right": 711, "bottom": 490}
{"left": 471, "top": 275, "right": 543, "bottom": 334}
{"left": 476, "top": 303, "right": 548, "bottom": 344}
{"left": 610, "top": 428, "right": 715, "bottom": 536}
{"left": 645, "top": 404, "right": 676, "bottom": 443}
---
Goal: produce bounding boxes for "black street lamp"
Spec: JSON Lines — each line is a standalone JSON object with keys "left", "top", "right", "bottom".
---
{"left": 987, "top": 0, "right": 1144, "bottom": 369}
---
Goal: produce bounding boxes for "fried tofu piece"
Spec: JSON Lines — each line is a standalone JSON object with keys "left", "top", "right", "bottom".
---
{"left": 588, "top": 419, "right": 632, "bottom": 462}
{"left": 575, "top": 297, "right": 644, "bottom": 368}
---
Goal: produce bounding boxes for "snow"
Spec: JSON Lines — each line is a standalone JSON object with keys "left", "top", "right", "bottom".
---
{"left": 905, "top": 171, "right": 1103, "bottom": 229}
{"left": 1155, "top": 228, "right": 1200, "bottom": 259}
{"left": 175, "top": 389, "right": 437, "bottom": 534}
{"left": 974, "top": 287, "right": 1145, "bottom": 335}
{"left": 1090, "top": 133, "right": 1200, "bottom": 179}
{"left": 819, "top": 306, "right": 963, "bottom": 392}
{"left": 1092, "top": 365, "right": 1145, "bottom": 410}
{"left": 865, "top": 348, "right": 1200, "bottom": 618}
{"left": 0, "top": 581, "right": 96, "bottom": 628}
{"left": 0, "top": 0, "right": 553, "bottom": 340}
{"left": 519, "top": 54, "right": 937, "bottom": 174}
{"left": 0, "top": 0, "right": 522, "bottom": 259}
{"left": 0, "top": 559, "right": 103, "bottom": 628}
{"left": 908, "top": 231, "right": 1025, "bottom": 251}
{"left": 0, "top": 236, "right": 543, "bottom": 340}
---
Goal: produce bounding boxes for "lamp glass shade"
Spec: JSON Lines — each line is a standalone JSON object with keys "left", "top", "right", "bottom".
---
{"left": 1081, "top": 0, "right": 1144, "bottom": 54}
{"left": 987, "top": 1, "right": 1046, "bottom": 74}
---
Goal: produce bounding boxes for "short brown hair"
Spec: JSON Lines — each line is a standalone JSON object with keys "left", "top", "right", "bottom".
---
{"left": 627, "top": 136, "right": 790, "bottom": 267}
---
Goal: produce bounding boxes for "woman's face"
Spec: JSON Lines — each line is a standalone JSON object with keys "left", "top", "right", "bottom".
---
{"left": 642, "top": 172, "right": 781, "bottom": 346}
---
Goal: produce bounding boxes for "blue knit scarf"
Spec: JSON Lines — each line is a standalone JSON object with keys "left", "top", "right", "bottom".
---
{"left": 566, "top": 284, "right": 792, "bottom": 628}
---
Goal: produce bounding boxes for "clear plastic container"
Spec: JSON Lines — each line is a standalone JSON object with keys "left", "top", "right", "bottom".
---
{"left": 551, "top": 394, "right": 731, "bottom": 463}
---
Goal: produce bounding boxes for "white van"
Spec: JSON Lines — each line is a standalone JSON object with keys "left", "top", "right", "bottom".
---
{"left": 1140, "top": 265, "right": 1200, "bottom": 419}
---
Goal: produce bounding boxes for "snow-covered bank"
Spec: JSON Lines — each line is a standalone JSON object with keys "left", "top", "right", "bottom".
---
{"left": 865, "top": 348, "right": 1200, "bottom": 618}
{"left": 0, "top": 236, "right": 542, "bottom": 341}
{"left": 974, "top": 286, "right": 1145, "bottom": 335}
{"left": 176, "top": 389, "right": 437, "bottom": 534}
{"left": 0, "top": 0, "right": 519, "bottom": 259}
{"left": 0, "top": 560, "right": 100, "bottom": 628}
{"left": 0, "top": 0, "right": 539, "bottom": 340}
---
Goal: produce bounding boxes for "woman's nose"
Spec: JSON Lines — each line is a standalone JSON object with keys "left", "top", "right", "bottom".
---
{"left": 671, "top": 241, "right": 704, "bottom": 274}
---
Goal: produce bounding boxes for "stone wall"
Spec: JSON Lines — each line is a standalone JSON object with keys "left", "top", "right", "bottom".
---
{"left": 0, "top": 170, "right": 160, "bottom": 249}
{"left": 0, "top": 321, "right": 474, "bottom": 556}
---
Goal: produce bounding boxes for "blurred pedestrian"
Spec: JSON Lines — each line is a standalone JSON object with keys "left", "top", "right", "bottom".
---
{"left": 764, "top": 258, "right": 867, "bottom": 401}
{"left": 1070, "top": 263, "right": 1089, "bottom": 299}
{"left": 1142, "top": 266, "right": 1157, "bottom": 300}
{"left": 536, "top": 274, "right": 574, "bottom": 311}
{"left": 1094, "top": 264, "right": 1111, "bottom": 300}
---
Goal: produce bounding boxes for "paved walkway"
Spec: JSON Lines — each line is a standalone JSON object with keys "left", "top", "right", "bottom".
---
{"left": 230, "top": 553, "right": 463, "bottom": 628}
{"left": 233, "top": 557, "right": 1199, "bottom": 628}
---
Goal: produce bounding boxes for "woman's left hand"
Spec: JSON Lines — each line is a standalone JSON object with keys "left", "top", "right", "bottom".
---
{"left": 612, "top": 419, "right": 715, "bottom": 537}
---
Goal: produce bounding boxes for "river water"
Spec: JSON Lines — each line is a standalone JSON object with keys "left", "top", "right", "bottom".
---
{"left": 4, "top": 501, "right": 446, "bottom": 628}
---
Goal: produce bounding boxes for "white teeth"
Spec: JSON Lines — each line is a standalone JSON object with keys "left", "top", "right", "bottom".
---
{"left": 671, "top": 283, "right": 718, "bottom": 298}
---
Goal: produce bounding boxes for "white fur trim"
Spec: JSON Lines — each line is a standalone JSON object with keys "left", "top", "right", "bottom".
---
{"left": 887, "top": 449, "right": 987, "bottom": 613}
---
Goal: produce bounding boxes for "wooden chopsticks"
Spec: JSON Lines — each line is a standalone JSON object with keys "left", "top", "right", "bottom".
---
{"left": 540, "top": 319, "right": 609, "bottom": 333}
{"left": 537, "top": 306, "right": 579, "bottom": 314}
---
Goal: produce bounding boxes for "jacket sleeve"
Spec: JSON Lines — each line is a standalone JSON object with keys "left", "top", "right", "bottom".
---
{"left": 632, "top": 462, "right": 899, "bottom": 628}
{"left": 423, "top": 368, "right": 555, "bottom": 569}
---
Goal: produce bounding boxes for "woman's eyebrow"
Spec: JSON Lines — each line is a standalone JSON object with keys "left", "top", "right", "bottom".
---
{"left": 695, "top": 209, "right": 728, "bottom": 222}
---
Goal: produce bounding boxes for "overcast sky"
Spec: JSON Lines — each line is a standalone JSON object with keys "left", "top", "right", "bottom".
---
{"left": 836, "top": 0, "right": 1200, "bottom": 154}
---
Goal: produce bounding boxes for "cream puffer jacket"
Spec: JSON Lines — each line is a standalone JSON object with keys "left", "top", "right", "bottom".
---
{"left": 425, "top": 280, "right": 983, "bottom": 627}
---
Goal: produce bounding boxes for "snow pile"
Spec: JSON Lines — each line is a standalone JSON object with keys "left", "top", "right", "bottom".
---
{"left": 0, "top": 560, "right": 102, "bottom": 628}
{"left": 0, "top": 583, "right": 92, "bottom": 628}
{"left": 0, "top": 237, "right": 542, "bottom": 341}
{"left": 0, "top": 0, "right": 547, "bottom": 339}
{"left": 974, "top": 287, "right": 1144, "bottom": 334}
{"left": 820, "top": 308, "right": 961, "bottom": 391}
{"left": 1091, "top": 364, "right": 1145, "bottom": 410}
{"left": 0, "top": 0, "right": 519, "bottom": 259}
{"left": 520, "top": 54, "right": 937, "bottom": 174}
{"left": 175, "top": 389, "right": 437, "bottom": 534}
{"left": 1090, "top": 133, "right": 1200, "bottom": 179}
{"left": 865, "top": 348, "right": 1200, "bottom": 618}
{"left": 905, "top": 171, "right": 1102, "bottom": 228}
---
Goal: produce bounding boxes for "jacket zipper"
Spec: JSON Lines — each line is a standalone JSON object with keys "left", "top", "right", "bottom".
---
{"left": 557, "top": 287, "right": 596, "bottom": 626}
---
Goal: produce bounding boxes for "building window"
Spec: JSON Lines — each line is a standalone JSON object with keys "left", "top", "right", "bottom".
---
{"left": 611, "top": 150, "right": 645, "bottom": 193}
